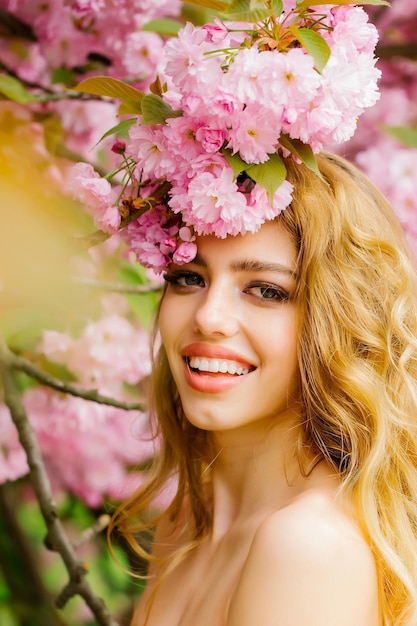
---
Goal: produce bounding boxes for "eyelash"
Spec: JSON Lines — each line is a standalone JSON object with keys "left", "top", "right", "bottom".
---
{"left": 163, "top": 270, "right": 204, "bottom": 288}
{"left": 244, "top": 282, "right": 290, "bottom": 302}
{"left": 163, "top": 271, "right": 290, "bottom": 302}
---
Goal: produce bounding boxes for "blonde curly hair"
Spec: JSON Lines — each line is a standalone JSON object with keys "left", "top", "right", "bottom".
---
{"left": 111, "top": 152, "right": 417, "bottom": 625}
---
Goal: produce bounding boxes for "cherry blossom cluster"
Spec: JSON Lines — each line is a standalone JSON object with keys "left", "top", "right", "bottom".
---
{"left": 357, "top": 138, "right": 417, "bottom": 243}
{"left": 339, "top": 0, "right": 417, "bottom": 249}
{"left": 0, "top": 0, "right": 182, "bottom": 162}
{"left": 69, "top": 4, "right": 381, "bottom": 272}
{"left": 0, "top": 314, "right": 156, "bottom": 506}
{"left": 0, "top": 0, "right": 180, "bottom": 86}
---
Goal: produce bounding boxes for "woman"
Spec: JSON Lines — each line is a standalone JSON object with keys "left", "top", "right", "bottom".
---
{"left": 111, "top": 153, "right": 417, "bottom": 625}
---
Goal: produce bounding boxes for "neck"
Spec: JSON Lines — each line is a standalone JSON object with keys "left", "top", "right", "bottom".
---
{"left": 206, "top": 410, "right": 314, "bottom": 541}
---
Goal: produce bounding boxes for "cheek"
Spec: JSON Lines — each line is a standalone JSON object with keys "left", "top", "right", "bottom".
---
{"left": 158, "top": 298, "right": 172, "bottom": 348}
{"left": 158, "top": 294, "right": 185, "bottom": 353}
{"left": 268, "top": 318, "right": 299, "bottom": 378}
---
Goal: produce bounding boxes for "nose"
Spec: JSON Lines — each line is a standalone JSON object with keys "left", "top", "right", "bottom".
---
{"left": 192, "top": 280, "right": 239, "bottom": 337}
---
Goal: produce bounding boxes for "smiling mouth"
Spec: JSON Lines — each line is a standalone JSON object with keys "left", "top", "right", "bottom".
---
{"left": 186, "top": 356, "right": 254, "bottom": 376}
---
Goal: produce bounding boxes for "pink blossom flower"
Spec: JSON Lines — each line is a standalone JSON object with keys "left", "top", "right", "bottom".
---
{"left": 136, "top": 241, "right": 171, "bottom": 273}
{"left": 224, "top": 47, "right": 266, "bottom": 104}
{"left": 172, "top": 241, "right": 198, "bottom": 265}
{"left": 328, "top": 6, "right": 379, "bottom": 55}
{"left": 67, "top": 162, "right": 120, "bottom": 234}
{"left": 207, "top": 89, "right": 241, "bottom": 119}
{"left": 228, "top": 107, "right": 278, "bottom": 164}
{"left": 19, "top": 387, "right": 155, "bottom": 507}
{"left": 127, "top": 122, "right": 177, "bottom": 179}
{"left": 188, "top": 152, "right": 230, "bottom": 179}
{"left": 160, "top": 237, "right": 177, "bottom": 255}
{"left": 42, "top": 330, "right": 74, "bottom": 363}
{"left": 247, "top": 181, "right": 294, "bottom": 226}
{"left": 162, "top": 116, "right": 206, "bottom": 161}
{"left": 121, "top": 31, "right": 165, "bottom": 80}
{"left": 65, "top": 0, "right": 106, "bottom": 18}
{"left": 265, "top": 48, "right": 321, "bottom": 108}
{"left": 121, "top": 205, "right": 181, "bottom": 272}
{"left": 172, "top": 167, "right": 247, "bottom": 237}
{"left": 202, "top": 18, "right": 229, "bottom": 43}
{"left": 195, "top": 126, "right": 227, "bottom": 153}
{"left": 163, "top": 22, "right": 223, "bottom": 93}
{"left": 41, "top": 313, "right": 151, "bottom": 393}
{"left": 0, "top": 405, "right": 29, "bottom": 483}
{"left": 54, "top": 100, "right": 120, "bottom": 162}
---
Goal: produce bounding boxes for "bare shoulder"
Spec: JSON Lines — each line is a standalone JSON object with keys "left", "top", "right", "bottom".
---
{"left": 227, "top": 490, "right": 380, "bottom": 626}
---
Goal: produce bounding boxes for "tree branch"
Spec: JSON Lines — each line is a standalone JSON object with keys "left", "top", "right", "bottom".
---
{"left": 377, "top": 42, "right": 417, "bottom": 61}
{"left": 0, "top": 59, "right": 105, "bottom": 101}
{"left": 4, "top": 348, "right": 146, "bottom": 412}
{"left": 0, "top": 483, "right": 70, "bottom": 626}
{"left": 0, "top": 338, "right": 119, "bottom": 626}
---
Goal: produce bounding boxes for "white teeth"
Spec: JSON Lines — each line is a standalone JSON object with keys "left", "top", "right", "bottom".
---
{"left": 188, "top": 356, "right": 250, "bottom": 376}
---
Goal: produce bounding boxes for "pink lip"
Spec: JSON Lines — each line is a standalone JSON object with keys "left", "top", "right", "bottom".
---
{"left": 183, "top": 361, "right": 253, "bottom": 393}
{"left": 181, "top": 343, "right": 256, "bottom": 394}
{"left": 182, "top": 342, "right": 255, "bottom": 369}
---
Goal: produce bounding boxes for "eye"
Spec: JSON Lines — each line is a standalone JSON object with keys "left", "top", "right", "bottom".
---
{"left": 163, "top": 270, "right": 205, "bottom": 288}
{"left": 244, "top": 282, "right": 290, "bottom": 302}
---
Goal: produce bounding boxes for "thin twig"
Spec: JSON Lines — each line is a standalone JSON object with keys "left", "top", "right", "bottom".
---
{"left": 72, "top": 514, "right": 111, "bottom": 551}
{"left": 74, "top": 277, "right": 163, "bottom": 294}
{"left": 6, "top": 349, "right": 146, "bottom": 412}
{"left": 0, "top": 338, "right": 119, "bottom": 626}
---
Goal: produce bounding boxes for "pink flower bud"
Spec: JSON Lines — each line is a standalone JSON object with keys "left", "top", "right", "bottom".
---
{"left": 172, "top": 241, "right": 198, "bottom": 265}
{"left": 111, "top": 139, "right": 126, "bottom": 154}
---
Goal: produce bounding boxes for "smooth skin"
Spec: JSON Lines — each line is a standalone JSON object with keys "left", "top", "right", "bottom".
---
{"left": 132, "top": 220, "right": 380, "bottom": 626}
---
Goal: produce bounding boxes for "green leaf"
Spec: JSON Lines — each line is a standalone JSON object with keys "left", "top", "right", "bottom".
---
{"left": 180, "top": 0, "right": 229, "bottom": 11}
{"left": 96, "top": 118, "right": 136, "bottom": 145}
{"left": 289, "top": 26, "right": 330, "bottom": 72}
{"left": 383, "top": 125, "right": 417, "bottom": 149}
{"left": 0, "top": 74, "right": 38, "bottom": 103}
{"left": 117, "top": 100, "right": 144, "bottom": 115}
{"left": 246, "top": 153, "right": 287, "bottom": 201}
{"left": 141, "top": 93, "right": 183, "bottom": 125}
{"left": 141, "top": 18, "right": 183, "bottom": 36}
{"left": 272, "top": 0, "right": 283, "bottom": 15}
{"left": 223, "top": 149, "right": 249, "bottom": 179}
{"left": 222, "top": 0, "right": 271, "bottom": 21}
{"left": 73, "top": 76, "right": 145, "bottom": 105}
{"left": 223, "top": 149, "right": 288, "bottom": 201}
{"left": 279, "top": 135, "right": 324, "bottom": 180}
{"left": 51, "top": 66, "right": 77, "bottom": 86}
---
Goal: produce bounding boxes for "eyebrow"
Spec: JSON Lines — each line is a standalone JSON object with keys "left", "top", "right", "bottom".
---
{"left": 192, "top": 254, "right": 298, "bottom": 279}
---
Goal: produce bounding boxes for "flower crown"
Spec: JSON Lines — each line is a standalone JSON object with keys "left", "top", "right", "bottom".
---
{"left": 72, "top": 0, "right": 385, "bottom": 273}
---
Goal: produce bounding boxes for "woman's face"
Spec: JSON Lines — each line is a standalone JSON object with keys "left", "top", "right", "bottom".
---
{"left": 159, "top": 219, "right": 301, "bottom": 436}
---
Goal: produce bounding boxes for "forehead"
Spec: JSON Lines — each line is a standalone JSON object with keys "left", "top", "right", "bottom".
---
{"left": 194, "top": 219, "right": 298, "bottom": 272}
